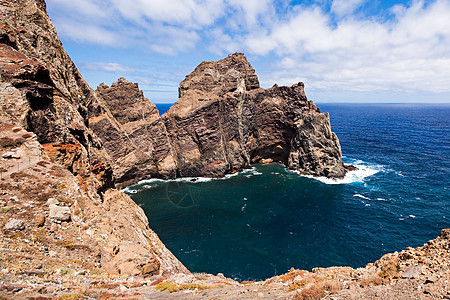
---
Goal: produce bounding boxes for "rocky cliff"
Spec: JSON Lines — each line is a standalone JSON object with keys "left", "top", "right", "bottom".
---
{"left": 92, "top": 53, "right": 346, "bottom": 186}
{"left": 1, "top": 1, "right": 448, "bottom": 299}
{"left": 0, "top": 0, "right": 187, "bottom": 278}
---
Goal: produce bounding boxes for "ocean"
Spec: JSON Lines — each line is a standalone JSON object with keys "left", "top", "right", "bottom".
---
{"left": 126, "top": 103, "right": 449, "bottom": 281}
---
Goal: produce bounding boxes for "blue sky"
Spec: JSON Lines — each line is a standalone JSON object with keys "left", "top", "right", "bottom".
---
{"left": 45, "top": 0, "right": 450, "bottom": 103}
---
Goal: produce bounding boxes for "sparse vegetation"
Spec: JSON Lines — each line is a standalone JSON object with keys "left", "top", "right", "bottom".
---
{"left": 57, "top": 183, "right": 68, "bottom": 189}
{"left": 360, "top": 276, "right": 383, "bottom": 287}
{"left": 292, "top": 281, "right": 343, "bottom": 300}
{"left": 378, "top": 260, "right": 399, "bottom": 279}
{"left": 58, "top": 293, "right": 83, "bottom": 300}
{"left": 155, "top": 281, "right": 211, "bottom": 293}
{"left": 278, "top": 267, "right": 306, "bottom": 282}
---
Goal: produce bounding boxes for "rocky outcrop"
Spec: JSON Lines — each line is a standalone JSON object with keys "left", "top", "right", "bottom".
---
{"left": 89, "top": 77, "right": 170, "bottom": 186}
{"left": 163, "top": 53, "right": 345, "bottom": 178}
{"left": 0, "top": 0, "right": 187, "bottom": 278}
{"left": 93, "top": 53, "right": 346, "bottom": 184}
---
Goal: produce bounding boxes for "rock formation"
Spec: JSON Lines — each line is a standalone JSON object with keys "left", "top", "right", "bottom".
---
{"left": 1, "top": 0, "right": 448, "bottom": 299}
{"left": 0, "top": 0, "right": 187, "bottom": 278}
{"left": 93, "top": 53, "right": 346, "bottom": 186}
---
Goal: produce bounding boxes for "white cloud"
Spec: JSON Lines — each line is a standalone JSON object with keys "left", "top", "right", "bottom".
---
{"left": 84, "top": 62, "right": 134, "bottom": 72}
{"left": 54, "top": 21, "right": 121, "bottom": 46}
{"left": 46, "top": 0, "right": 450, "bottom": 99}
{"left": 331, "top": 0, "right": 367, "bottom": 17}
{"left": 46, "top": 0, "right": 110, "bottom": 19}
{"left": 226, "top": 0, "right": 273, "bottom": 27}
{"left": 244, "top": 0, "right": 450, "bottom": 95}
{"left": 109, "top": 0, "right": 226, "bottom": 28}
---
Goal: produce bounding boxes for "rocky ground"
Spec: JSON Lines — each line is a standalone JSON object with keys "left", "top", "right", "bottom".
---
{"left": 0, "top": 218, "right": 448, "bottom": 299}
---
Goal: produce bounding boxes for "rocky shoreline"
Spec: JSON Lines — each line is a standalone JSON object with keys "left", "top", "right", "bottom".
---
{"left": 0, "top": 0, "right": 448, "bottom": 299}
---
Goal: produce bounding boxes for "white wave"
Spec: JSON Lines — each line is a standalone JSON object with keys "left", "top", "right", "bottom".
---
{"left": 122, "top": 167, "right": 259, "bottom": 193}
{"left": 376, "top": 198, "right": 387, "bottom": 201}
{"left": 353, "top": 194, "right": 370, "bottom": 200}
{"left": 365, "top": 204, "right": 371, "bottom": 206}
{"left": 305, "top": 164, "right": 380, "bottom": 185}
{"left": 409, "top": 215, "right": 416, "bottom": 218}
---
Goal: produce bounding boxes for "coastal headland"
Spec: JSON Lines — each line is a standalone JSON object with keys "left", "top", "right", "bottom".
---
{"left": 0, "top": 0, "right": 448, "bottom": 298}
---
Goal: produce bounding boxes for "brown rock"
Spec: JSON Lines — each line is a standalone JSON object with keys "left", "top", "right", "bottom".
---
{"left": 90, "top": 77, "right": 166, "bottom": 184}
{"left": 91, "top": 53, "right": 346, "bottom": 183}
{"left": 0, "top": 0, "right": 189, "bottom": 286}
{"left": 35, "top": 213, "right": 45, "bottom": 227}
{"left": 4, "top": 219, "right": 25, "bottom": 231}
{"left": 425, "top": 275, "right": 439, "bottom": 284}
{"left": 142, "top": 261, "right": 160, "bottom": 276}
{"left": 401, "top": 266, "right": 420, "bottom": 278}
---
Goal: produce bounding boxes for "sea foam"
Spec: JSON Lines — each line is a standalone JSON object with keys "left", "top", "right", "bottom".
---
{"left": 297, "top": 162, "right": 381, "bottom": 185}
{"left": 122, "top": 167, "right": 257, "bottom": 194}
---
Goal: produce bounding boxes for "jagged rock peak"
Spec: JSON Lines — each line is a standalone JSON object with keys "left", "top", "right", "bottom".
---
{"left": 97, "top": 78, "right": 136, "bottom": 91}
{"left": 111, "top": 77, "right": 134, "bottom": 87}
{"left": 178, "top": 52, "right": 260, "bottom": 99}
{"left": 97, "top": 82, "right": 109, "bottom": 89}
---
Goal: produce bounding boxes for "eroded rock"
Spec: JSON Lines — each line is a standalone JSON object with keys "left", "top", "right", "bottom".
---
{"left": 402, "top": 266, "right": 420, "bottom": 279}
{"left": 48, "top": 204, "right": 71, "bottom": 222}
{"left": 4, "top": 219, "right": 25, "bottom": 231}
{"left": 92, "top": 53, "right": 346, "bottom": 184}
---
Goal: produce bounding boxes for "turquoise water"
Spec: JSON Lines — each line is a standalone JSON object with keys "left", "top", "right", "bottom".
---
{"left": 126, "top": 103, "right": 449, "bottom": 281}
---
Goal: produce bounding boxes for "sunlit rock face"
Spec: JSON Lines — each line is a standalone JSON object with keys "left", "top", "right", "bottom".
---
{"left": 92, "top": 53, "right": 346, "bottom": 183}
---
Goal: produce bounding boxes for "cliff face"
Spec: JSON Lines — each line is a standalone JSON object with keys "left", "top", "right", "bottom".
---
{"left": 0, "top": 0, "right": 187, "bottom": 277}
{"left": 93, "top": 53, "right": 346, "bottom": 184}
{"left": 164, "top": 53, "right": 345, "bottom": 178}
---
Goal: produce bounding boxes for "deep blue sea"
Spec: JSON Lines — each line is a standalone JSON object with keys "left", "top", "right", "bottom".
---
{"left": 126, "top": 103, "right": 450, "bottom": 281}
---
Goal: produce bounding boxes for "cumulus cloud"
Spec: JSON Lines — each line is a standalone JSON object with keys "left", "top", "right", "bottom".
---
{"left": 244, "top": 0, "right": 450, "bottom": 94}
{"left": 331, "top": 0, "right": 367, "bottom": 17}
{"left": 84, "top": 62, "right": 134, "bottom": 72}
{"left": 46, "top": 0, "right": 450, "bottom": 99}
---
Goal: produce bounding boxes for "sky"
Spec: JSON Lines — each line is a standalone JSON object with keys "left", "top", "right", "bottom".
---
{"left": 45, "top": 0, "right": 450, "bottom": 104}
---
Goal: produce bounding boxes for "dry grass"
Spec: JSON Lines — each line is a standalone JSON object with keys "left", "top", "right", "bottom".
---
{"left": 360, "top": 276, "right": 383, "bottom": 287}
{"left": 292, "top": 281, "right": 343, "bottom": 300}
{"left": 278, "top": 268, "right": 307, "bottom": 283}
{"left": 155, "top": 281, "right": 211, "bottom": 293}
{"left": 57, "top": 183, "right": 68, "bottom": 189}
{"left": 378, "top": 260, "right": 399, "bottom": 279}
{"left": 193, "top": 272, "right": 209, "bottom": 280}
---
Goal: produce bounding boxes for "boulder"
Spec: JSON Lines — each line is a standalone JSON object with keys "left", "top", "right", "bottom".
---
{"left": 4, "top": 219, "right": 25, "bottom": 231}
{"left": 49, "top": 204, "right": 71, "bottom": 222}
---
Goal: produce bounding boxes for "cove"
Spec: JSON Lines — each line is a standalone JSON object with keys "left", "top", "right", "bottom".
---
{"left": 126, "top": 103, "right": 449, "bottom": 281}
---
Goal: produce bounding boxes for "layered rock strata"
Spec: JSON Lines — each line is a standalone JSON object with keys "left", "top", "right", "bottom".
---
{"left": 0, "top": 0, "right": 187, "bottom": 277}
{"left": 93, "top": 54, "right": 346, "bottom": 185}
